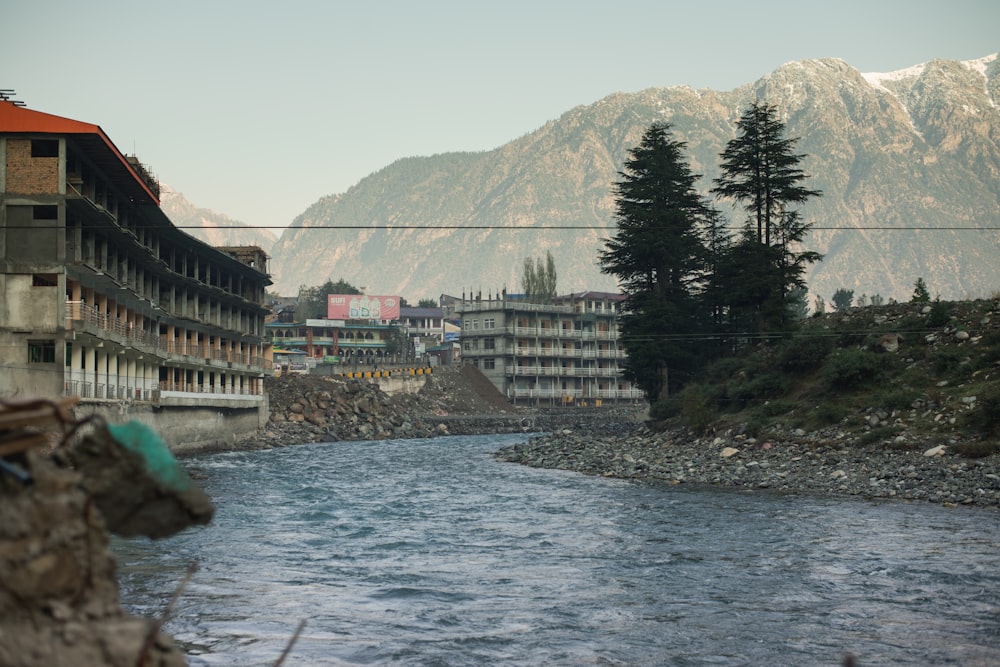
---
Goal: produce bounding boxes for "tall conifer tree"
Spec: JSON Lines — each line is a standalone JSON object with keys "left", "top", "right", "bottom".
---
{"left": 600, "top": 123, "right": 710, "bottom": 399}
{"left": 711, "top": 102, "right": 822, "bottom": 334}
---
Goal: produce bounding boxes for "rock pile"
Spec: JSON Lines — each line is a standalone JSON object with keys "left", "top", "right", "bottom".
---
{"left": 240, "top": 369, "right": 647, "bottom": 449}
{"left": 246, "top": 371, "right": 523, "bottom": 448}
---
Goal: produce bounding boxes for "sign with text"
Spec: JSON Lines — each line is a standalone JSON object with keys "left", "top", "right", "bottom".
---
{"left": 327, "top": 294, "right": 400, "bottom": 321}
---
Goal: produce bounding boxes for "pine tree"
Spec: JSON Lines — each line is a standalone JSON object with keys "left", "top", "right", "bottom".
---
{"left": 599, "top": 123, "right": 711, "bottom": 399}
{"left": 912, "top": 277, "right": 931, "bottom": 303}
{"left": 711, "top": 102, "right": 822, "bottom": 334}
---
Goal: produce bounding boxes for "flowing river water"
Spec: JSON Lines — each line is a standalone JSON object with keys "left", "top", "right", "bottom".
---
{"left": 114, "top": 433, "right": 1000, "bottom": 666}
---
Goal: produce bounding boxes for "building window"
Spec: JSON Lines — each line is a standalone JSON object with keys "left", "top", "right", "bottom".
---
{"left": 484, "top": 317, "right": 495, "bottom": 329}
{"left": 470, "top": 319, "right": 480, "bottom": 330}
{"left": 28, "top": 340, "right": 56, "bottom": 363}
{"left": 33, "top": 205, "right": 58, "bottom": 220}
{"left": 483, "top": 337, "right": 495, "bottom": 350}
{"left": 471, "top": 339, "right": 479, "bottom": 350}
{"left": 31, "top": 139, "right": 59, "bottom": 158}
{"left": 483, "top": 357, "right": 495, "bottom": 369}
{"left": 32, "top": 273, "right": 58, "bottom": 287}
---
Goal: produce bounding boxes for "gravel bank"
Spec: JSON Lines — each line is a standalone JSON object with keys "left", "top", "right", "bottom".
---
{"left": 494, "top": 425, "right": 1000, "bottom": 508}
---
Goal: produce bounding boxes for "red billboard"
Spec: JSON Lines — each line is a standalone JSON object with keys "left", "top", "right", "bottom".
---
{"left": 327, "top": 294, "right": 400, "bottom": 321}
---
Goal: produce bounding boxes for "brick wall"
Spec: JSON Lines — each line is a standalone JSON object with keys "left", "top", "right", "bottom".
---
{"left": 5, "top": 139, "right": 59, "bottom": 194}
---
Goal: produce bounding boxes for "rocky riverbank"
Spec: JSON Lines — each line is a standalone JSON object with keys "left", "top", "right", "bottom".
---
{"left": 236, "top": 367, "right": 646, "bottom": 449}
{"left": 495, "top": 424, "right": 1000, "bottom": 508}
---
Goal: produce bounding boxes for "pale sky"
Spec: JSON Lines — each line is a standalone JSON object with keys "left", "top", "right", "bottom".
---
{"left": 2, "top": 0, "right": 997, "bottom": 230}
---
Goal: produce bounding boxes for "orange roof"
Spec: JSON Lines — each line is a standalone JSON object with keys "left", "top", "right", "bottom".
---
{"left": 0, "top": 101, "right": 159, "bottom": 205}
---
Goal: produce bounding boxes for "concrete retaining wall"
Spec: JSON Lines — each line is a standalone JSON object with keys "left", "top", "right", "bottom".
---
{"left": 74, "top": 395, "right": 269, "bottom": 455}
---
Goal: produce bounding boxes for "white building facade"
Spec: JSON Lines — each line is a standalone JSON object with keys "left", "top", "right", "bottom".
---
{"left": 457, "top": 292, "right": 644, "bottom": 405}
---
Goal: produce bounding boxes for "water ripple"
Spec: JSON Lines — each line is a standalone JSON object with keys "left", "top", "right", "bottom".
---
{"left": 115, "top": 434, "right": 1000, "bottom": 666}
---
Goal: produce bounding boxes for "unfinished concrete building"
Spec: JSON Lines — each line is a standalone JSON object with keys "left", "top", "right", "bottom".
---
{"left": 0, "top": 98, "right": 272, "bottom": 445}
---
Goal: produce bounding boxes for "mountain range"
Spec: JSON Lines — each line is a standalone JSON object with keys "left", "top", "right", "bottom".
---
{"left": 171, "top": 54, "right": 1000, "bottom": 304}
{"left": 160, "top": 185, "right": 277, "bottom": 250}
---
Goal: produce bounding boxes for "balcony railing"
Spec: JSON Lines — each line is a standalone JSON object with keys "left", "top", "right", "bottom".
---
{"left": 156, "top": 382, "right": 263, "bottom": 396}
{"left": 509, "top": 366, "right": 622, "bottom": 378}
{"left": 66, "top": 300, "right": 272, "bottom": 371}
{"left": 508, "top": 387, "right": 644, "bottom": 400}
{"left": 64, "top": 380, "right": 154, "bottom": 402}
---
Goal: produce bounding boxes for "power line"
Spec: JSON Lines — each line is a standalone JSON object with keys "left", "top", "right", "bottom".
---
{"left": 5, "top": 224, "right": 999, "bottom": 231}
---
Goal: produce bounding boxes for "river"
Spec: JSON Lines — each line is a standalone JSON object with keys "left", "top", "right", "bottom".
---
{"left": 114, "top": 433, "right": 1000, "bottom": 666}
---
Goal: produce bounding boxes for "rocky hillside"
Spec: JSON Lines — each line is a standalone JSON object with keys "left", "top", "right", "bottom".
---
{"left": 267, "top": 54, "right": 1000, "bottom": 303}
{"left": 160, "top": 185, "right": 277, "bottom": 250}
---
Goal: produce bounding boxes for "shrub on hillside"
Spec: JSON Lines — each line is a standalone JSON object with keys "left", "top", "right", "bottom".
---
{"left": 978, "top": 331, "right": 1000, "bottom": 366}
{"left": 648, "top": 396, "right": 680, "bottom": 422}
{"left": 725, "top": 371, "right": 790, "bottom": 406}
{"left": 754, "top": 399, "right": 796, "bottom": 419}
{"left": 822, "top": 348, "right": 888, "bottom": 390}
{"left": 799, "top": 401, "right": 849, "bottom": 428}
{"left": 777, "top": 334, "right": 834, "bottom": 374}
{"left": 874, "top": 387, "right": 923, "bottom": 411}
{"left": 929, "top": 346, "right": 968, "bottom": 378}
{"left": 926, "top": 300, "right": 952, "bottom": 328}
{"left": 961, "top": 383, "right": 1000, "bottom": 439}
{"left": 678, "top": 386, "right": 716, "bottom": 434}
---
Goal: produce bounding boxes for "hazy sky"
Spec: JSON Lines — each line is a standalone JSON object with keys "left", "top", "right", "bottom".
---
{"left": 2, "top": 0, "right": 997, "bottom": 230}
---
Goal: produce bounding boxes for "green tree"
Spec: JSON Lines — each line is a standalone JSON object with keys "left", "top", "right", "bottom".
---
{"left": 599, "top": 123, "right": 711, "bottom": 399}
{"left": 831, "top": 288, "right": 854, "bottom": 311}
{"left": 383, "top": 325, "right": 407, "bottom": 356}
{"left": 912, "top": 277, "right": 931, "bottom": 303}
{"left": 295, "top": 277, "right": 362, "bottom": 319}
{"left": 521, "top": 250, "right": 558, "bottom": 303}
{"left": 711, "top": 101, "right": 822, "bottom": 333}
{"left": 417, "top": 298, "right": 438, "bottom": 308}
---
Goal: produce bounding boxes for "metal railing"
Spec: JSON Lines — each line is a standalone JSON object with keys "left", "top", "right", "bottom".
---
{"left": 63, "top": 380, "right": 154, "bottom": 401}
{"left": 509, "top": 387, "right": 645, "bottom": 400}
{"left": 156, "top": 382, "right": 263, "bottom": 396}
{"left": 66, "top": 300, "right": 272, "bottom": 371}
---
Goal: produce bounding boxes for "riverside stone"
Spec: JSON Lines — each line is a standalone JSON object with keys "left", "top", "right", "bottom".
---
{"left": 493, "top": 426, "right": 1000, "bottom": 509}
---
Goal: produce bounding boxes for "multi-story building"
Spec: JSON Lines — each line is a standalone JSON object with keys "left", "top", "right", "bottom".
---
{"left": 457, "top": 291, "right": 644, "bottom": 405}
{"left": 0, "top": 98, "right": 272, "bottom": 410}
{"left": 398, "top": 306, "right": 444, "bottom": 343}
{"left": 266, "top": 319, "right": 397, "bottom": 368}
